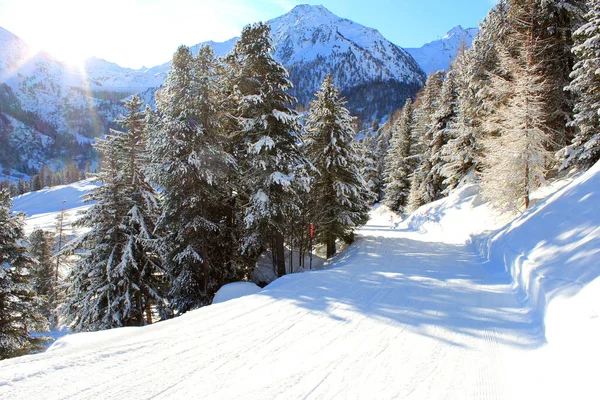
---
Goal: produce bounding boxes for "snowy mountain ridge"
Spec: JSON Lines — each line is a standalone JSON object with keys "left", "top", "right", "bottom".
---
{"left": 0, "top": 4, "right": 427, "bottom": 178}
{"left": 406, "top": 25, "right": 479, "bottom": 75}
{"left": 83, "top": 4, "right": 426, "bottom": 95}
{"left": 0, "top": 5, "right": 477, "bottom": 180}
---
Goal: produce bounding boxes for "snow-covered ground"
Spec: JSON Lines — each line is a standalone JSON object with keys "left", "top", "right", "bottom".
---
{"left": 1, "top": 166, "right": 599, "bottom": 399}
{"left": 11, "top": 178, "right": 97, "bottom": 236}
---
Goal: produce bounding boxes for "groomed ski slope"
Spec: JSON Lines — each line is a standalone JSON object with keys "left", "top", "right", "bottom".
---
{"left": 2, "top": 167, "right": 600, "bottom": 399}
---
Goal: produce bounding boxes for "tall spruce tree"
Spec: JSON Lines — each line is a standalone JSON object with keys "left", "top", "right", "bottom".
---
{"left": 440, "top": 50, "right": 485, "bottom": 192}
{"left": 148, "top": 45, "right": 241, "bottom": 312}
{"left": 61, "top": 96, "right": 165, "bottom": 331}
{"left": 564, "top": 0, "right": 600, "bottom": 169}
{"left": 226, "top": 23, "right": 309, "bottom": 275}
{"left": 408, "top": 72, "right": 445, "bottom": 210}
{"left": 0, "top": 190, "right": 48, "bottom": 359}
{"left": 28, "top": 228, "right": 56, "bottom": 324}
{"left": 355, "top": 136, "right": 379, "bottom": 203}
{"left": 534, "top": 0, "right": 587, "bottom": 148}
{"left": 384, "top": 99, "right": 415, "bottom": 212}
{"left": 423, "top": 70, "right": 458, "bottom": 199}
{"left": 305, "top": 75, "right": 370, "bottom": 258}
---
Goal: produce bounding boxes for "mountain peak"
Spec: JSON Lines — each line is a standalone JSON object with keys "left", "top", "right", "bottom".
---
{"left": 406, "top": 26, "right": 479, "bottom": 75}
{"left": 273, "top": 4, "right": 341, "bottom": 29}
{"left": 443, "top": 25, "right": 478, "bottom": 40}
{"left": 288, "top": 4, "right": 336, "bottom": 17}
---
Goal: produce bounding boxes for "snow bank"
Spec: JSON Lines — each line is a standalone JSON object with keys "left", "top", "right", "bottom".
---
{"left": 403, "top": 184, "right": 511, "bottom": 244}
{"left": 478, "top": 161, "right": 600, "bottom": 342}
{"left": 212, "top": 282, "right": 262, "bottom": 304}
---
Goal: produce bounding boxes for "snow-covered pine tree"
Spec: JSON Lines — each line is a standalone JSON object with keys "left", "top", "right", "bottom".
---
{"left": 534, "top": 0, "right": 587, "bottom": 148}
{"left": 61, "top": 95, "right": 165, "bottom": 331}
{"left": 564, "top": 0, "right": 600, "bottom": 169}
{"left": 422, "top": 70, "right": 458, "bottom": 200}
{"left": 441, "top": 50, "right": 484, "bottom": 191}
{"left": 305, "top": 75, "right": 370, "bottom": 258}
{"left": 107, "top": 94, "right": 164, "bottom": 323}
{"left": 384, "top": 99, "right": 415, "bottom": 212}
{"left": 406, "top": 170, "right": 424, "bottom": 213}
{"left": 464, "top": 0, "right": 509, "bottom": 138}
{"left": 28, "top": 228, "right": 56, "bottom": 324}
{"left": 407, "top": 71, "right": 445, "bottom": 210}
{"left": 355, "top": 137, "right": 378, "bottom": 204}
{"left": 0, "top": 189, "right": 48, "bottom": 359}
{"left": 225, "top": 23, "right": 309, "bottom": 275}
{"left": 372, "top": 129, "right": 391, "bottom": 202}
{"left": 358, "top": 131, "right": 386, "bottom": 203}
{"left": 54, "top": 202, "right": 68, "bottom": 293}
{"left": 481, "top": 3, "right": 552, "bottom": 211}
{"left": 148, "top": 45, "right": 240, "bottom": 312}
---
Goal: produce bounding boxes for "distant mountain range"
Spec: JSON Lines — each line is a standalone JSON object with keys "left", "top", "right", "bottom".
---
{"left": 406, "top": 26, "right": 479, "bottom": 75}
{"left": 0, "top": 4, "right": 477, "bottom": 179}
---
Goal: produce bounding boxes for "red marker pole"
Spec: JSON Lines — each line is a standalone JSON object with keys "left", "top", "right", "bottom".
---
{"left": 309, "top": 223, "right": 314, "bottom": 270}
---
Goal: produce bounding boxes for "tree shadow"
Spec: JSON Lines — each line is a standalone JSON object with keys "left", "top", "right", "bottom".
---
{"left": 259, "top": 235, "right": 544, "bottom": 350}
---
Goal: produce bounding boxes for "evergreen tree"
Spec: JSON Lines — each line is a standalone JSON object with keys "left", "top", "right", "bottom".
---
{"left": 423, "top": 70, "right": 457, "bottom": 199}
{"left": 28, "top": 229, "right": 56, "bottom": 324}
{"left": 373, "top": 130, "right": 392, "bottom": 202}
{"left": 564, "top": 0, "right": 600, "bottom": 169}
{"left": 305, "top": 75, "right": 370, "bottom": 258}
{"left": 54, "top": 201, "right": 68, "bottom": 293}
{"left": 148, "top": 45, "right": 239, "bottom": 312}
{"left": 481, "top": 9, "right": 552, "bottom": 211}
{"left": 384, "top": 99, "right": 415, "bottom": 212}
{"left": 61, "top": 95, "right": 165, "bottom": 331}
{"left": 466, "top": 0, "right": 509, "bottom": 139}
{"left": 355, "top": 137, "right": 379, "bottom": 204}
{"left": 406, "top": 170, "right": 424, "bottom": 213}
{"left": 226, "top": 23, "right": 309, "bottom": 275}
{"left": 0, "top": 189, "right": 48, "bottom": 359}
{"left": 532, "top": 0, "right": 587, "bottom": 148}
{"left": 441, "top": 50, "right": 485, "bottom": 191}
{"left": 408, "top": 72, "right": 445, "bottom": 209}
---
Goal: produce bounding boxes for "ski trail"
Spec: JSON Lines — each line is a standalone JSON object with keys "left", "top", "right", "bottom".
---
{"left": 0, "top": 213, "right": 543, "bottom": 400}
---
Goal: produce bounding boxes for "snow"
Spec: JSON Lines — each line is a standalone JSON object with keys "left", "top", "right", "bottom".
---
{"left": 11, "top": 178, "right": 98, "bottom": 235}
{"left": 407, "top": 26, "right": 479, "bottom": 75}
{"left": 400, "top": 183, "right": 514, "bottom": 244}
{"left": 212, "top": 282, "right": 262, "bottom": 304}
{"left": 2, "top": 162, "right": 600, "bottom": 398}
{"left": 269, "top": 171, "right": 294, "bottom": 186}
{"left": 11, "top": 178, "right": 98, "bottom": 215}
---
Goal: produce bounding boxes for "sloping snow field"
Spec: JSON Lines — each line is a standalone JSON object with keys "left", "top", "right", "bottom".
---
{"left": 11, "top": 179, "right": 98, "bottom": 236}
{"left": 1, "top": 166, "right": 599, "bottom": 399}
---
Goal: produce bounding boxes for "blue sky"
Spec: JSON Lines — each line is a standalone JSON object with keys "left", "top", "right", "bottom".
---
{"left": 0, "top": 0, "right": 495, "bottom": 69}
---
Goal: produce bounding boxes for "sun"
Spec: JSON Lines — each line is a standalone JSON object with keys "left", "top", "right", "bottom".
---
{"left": 50, "top": 45, "right": 88, "bottom": 70}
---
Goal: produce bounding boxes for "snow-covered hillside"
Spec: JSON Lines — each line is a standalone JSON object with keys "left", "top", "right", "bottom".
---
{"left": 2, "top": 161, "right": 599, "bottom": 399}
{"left": 11, "top": 178, "right": 98, "bottom": 235}
{"left": 406, "top": 26, "right": 479, "bottom": 75}
{"left": 0, "top": 27, "right": 126, "bottom": 175}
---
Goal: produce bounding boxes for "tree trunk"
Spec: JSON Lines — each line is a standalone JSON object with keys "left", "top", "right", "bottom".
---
{"left": 524, "top": 161, "right": 530, "bottom": 210}
{"left": 289, "top": 233, "right": 293, "bottom": 274}
{"left": 326, "top": 233, "right": 336, "bottom": 259}
{"left": 144, "top": 294, "right": 153, "bottom": 325}
{"left": 201, "top": 243, "right": 209, "bottom": 294}
{"left": 275, "top": 231, "right": 286, "bottom": 277}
